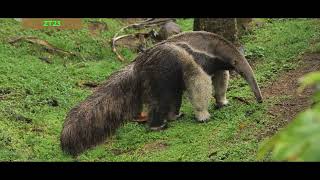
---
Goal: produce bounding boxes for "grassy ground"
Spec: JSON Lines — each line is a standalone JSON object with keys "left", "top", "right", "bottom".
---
{"left": 1, "top": 18, "right": 320, "bottom": 161}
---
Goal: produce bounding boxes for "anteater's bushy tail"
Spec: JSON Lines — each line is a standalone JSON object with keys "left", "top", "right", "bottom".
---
{"left": 60, "top": 64, "right": 142, "bottom": 156}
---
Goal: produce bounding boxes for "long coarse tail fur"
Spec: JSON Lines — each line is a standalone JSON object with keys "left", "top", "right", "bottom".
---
{"left": 60, "top": 64, "right": 142, "bottom": 156}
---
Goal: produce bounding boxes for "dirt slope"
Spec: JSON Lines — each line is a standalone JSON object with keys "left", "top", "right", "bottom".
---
{"left": 258, "top": 53, "right": 320, "bottom": 139}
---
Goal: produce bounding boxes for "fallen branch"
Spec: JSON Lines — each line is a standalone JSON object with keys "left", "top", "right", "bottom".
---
{"left": 0, "top": 92, "right": 19, "bottom": 100}
{"left": 8, "top": 36, "right": 87, "bottom": 61}
{"left": 38, "top": 57, "right": 53, "bottom": 64}
{"left": 275, "top": 103, "right": 296, "bottom": 106}
{"left": 231, "top": 96, "right": 250, "bottom": 105}
{"left": 130, "top": 18, "right": 175, "bottom": 29}
{"left": 77, "top": 80, "right": 100, "bottom": 88}
{"left": 111, "top": 34, "right": 133, "bottom": 62}
{"left": 267, "top": 111, "right": 277, "bottom": 117}
{"left": 111, "top": 18, "right": 174, "bottom": 61}
{"left": 112, "top": 32, "right": 153, "bottom": 61}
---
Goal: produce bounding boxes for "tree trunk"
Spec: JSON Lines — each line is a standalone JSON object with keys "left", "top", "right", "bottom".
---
{"left": 236, "top": 18, "right": 252, "bottom": 36}
{"left": 193, "top": 18, "right": 240, "bottom": 47}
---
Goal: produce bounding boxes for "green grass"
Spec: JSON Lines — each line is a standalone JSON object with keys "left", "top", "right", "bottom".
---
{"left": 1, "top": 18, "right": 320, "bottom": 161}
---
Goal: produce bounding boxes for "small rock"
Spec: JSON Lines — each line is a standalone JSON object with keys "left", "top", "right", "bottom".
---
{"left": 39, "top": 57, "right": 53, "bottom": 64}
{"left": 157, "top": 21, "right": 181, "bottom": 41}
{"left": 14, "top": 114, "right": 32, "bottom": 124}
{"left": 47, "top": 98, "right": 59, "bottom": 107}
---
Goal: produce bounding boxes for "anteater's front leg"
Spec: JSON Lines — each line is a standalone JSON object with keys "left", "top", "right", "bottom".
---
{"left": 148, "top": 101, "right": 169, "bottom": 131}
{"left": 213, "top": 70, "right": 229, "bottom": 109}
{"left": 167, "top": 89, "right": 184, "bottom": 121}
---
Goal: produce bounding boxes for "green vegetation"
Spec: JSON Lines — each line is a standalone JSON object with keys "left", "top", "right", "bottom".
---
{"left": 258, "top": 71, "right": 320, "bottom": 161}
{"left": 1, "top": 18, "right": 320, "bottom": 161}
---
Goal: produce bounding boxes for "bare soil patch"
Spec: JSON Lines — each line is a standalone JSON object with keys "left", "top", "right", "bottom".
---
{"left": 258, "top": 53, "right": 320, "bottom": 139}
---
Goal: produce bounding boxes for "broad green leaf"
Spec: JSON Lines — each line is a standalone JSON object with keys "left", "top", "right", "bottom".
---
{"left": 298, "top": 71, "right": 320, "bottom": 92}
{"left": 259, "top": 110, "right": 320, "bottom": 161}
